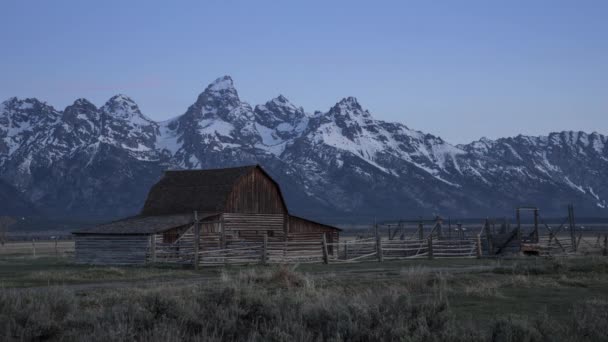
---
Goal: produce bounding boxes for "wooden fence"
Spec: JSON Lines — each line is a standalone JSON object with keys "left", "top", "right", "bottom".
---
{"left": 147, "top": 228, "right": 481, "bottom": 267}
{"left": 0, "top": 240, "right": 74, "bottom": 257}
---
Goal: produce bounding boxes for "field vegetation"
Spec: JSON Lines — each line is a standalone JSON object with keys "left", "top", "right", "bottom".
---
{"left": 0, "top": 256, "right": 607, "bottom": 341}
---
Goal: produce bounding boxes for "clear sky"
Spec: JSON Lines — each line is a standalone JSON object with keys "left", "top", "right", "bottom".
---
{"left": 1, "top": 0, "right": 606, "bottom": 144}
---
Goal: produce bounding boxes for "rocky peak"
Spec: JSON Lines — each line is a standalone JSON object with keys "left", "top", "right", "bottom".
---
{"left": 191, "top": 76, "right": 241, "bottom": 114}
{"left": 63, "top": 98, "right": 99, "bottom": 124}
{"left": 330, "top": 97, "right": 370, "bottom": 118}
{"left": 0, "top": 97, "right": 59, "bottom": 129}
{"left": 101, "top": 94, "right": 150, "bottom": 122}
{"left": 254, "top": 95, "right": 306, "bottom": 128}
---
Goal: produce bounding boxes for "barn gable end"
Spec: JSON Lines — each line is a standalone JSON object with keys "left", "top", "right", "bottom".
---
{"left": 225, "top": 166, "right": 287, "bottom": 214}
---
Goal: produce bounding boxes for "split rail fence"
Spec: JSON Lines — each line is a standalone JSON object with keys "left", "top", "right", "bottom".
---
{"left": 147, "top": 226, "right": 482, "bottom": 267}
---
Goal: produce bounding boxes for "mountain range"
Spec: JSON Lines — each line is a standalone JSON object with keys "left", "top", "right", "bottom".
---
{"left": 1, "top": 76, "right": 607, "bottom": 223}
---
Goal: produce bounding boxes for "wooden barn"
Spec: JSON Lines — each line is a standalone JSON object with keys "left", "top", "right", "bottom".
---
{"left": 73, "top": 165, "right": 341, "bottom": 265}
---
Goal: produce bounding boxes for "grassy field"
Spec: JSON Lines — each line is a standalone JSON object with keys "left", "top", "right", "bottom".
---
{"left": 1, "top": 255, "right": 607, "bottom": 341}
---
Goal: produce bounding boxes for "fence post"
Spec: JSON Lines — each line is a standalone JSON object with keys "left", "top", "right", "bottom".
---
{"left": 418, "top": 221, "right": 424, "bottom": 240}
{"left": 344, "top": 241, "right": 349, "bottom": 260}
{"left": 476, "top": 234, "right": 482, "bottom": 258}
{"left": 193, "top": 224, "right": 201, "bottom": 270}
{"left": 603, "top": 235, "right": 607, "bottom": 257}
{"left": 376, "top": 235, "right": 383, "bottom": 262}
{"left": 427, "top": 236, "right": 433, "bottom": 260}
{"left": 322, "top": 234, "right": 329, "bottom": 264}
{"left": 150, "top": 234, "right": 157, "bottom": 263}
{"left": 54, "top": 239, "right": 58, "bottom": 257}
{"left": 576, "top": 233, "right": 583, "bottom": 252}
{"left": 261, "top": 233, "right": 268, "bottom": 265}
{"left": 32, "top": 239, "right": 36, "bottom": 257}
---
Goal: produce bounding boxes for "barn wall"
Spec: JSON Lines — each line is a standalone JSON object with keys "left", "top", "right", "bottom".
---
{"left": 74, "top": 234, "right": 150, "bottom": 265}
{"left": 288, "top": 216, "right": 340, "bottom": 254}
{"left": 225, "top": 168, "right": 286, "bottom": 214}
{"left": 222, "top": 213, "right": 286, "bottom": 240}
{"left": 288, "top": 216, "right": 340, "bottom": 244}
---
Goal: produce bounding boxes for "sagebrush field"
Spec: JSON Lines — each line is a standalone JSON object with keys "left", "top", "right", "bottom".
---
{"left": 1, "top": 256, "right": 607, "bottom": 341}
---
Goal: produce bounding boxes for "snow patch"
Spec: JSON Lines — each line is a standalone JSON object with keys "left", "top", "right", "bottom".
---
{"left": 564, "top": 177, "right": 586, "bottom": 193}
{"left": 199, "top": 119, "right": 234, "bottom": 137}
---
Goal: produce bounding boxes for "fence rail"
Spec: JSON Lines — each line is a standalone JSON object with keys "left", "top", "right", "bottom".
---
{"left": 146, "top": 233, "right": 482, "bottom": 267}
{"left": 0, "top": 240, "right": 74, "bottom": 257}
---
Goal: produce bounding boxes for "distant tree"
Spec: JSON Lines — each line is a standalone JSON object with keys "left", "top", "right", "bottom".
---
{"left": 0, "top": 216, "right": 16, "bottom": 245}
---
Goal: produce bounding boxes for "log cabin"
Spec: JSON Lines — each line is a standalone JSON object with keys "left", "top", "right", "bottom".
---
{"left": 73, "top": 165, "right": 341, "bottom": 265}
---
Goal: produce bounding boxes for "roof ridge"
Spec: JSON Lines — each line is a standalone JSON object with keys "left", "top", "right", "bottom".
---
{"left": 164, "top": 165, "right": 258, "bottom": 173}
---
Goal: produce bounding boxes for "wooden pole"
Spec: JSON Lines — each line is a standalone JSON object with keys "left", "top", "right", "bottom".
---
{"left": 322, "top": 233, "right": 329, "bottom": 264}
{"left": 436, "top": 217, "right": 443, "bottom": 240}
{"left": 150, "top": 234, "right": 157, "bottom": 263}
{"left": 427, "top": 236, "right": 433, "bottom": 260}
{"left": 344, "top": 240, "right": 349, "bottom": 260}
{"left": 193, "top": 212, "right": 200, "bottom": 270}
{"left": 262, "top": 233, "right": 268, "bottom": 265}
{"left": 54, "top": 239, "right": 58, "bottom": 257}
{"left": 376, "top": 234, "right": 383, "bottom": 262}
{"left": 284, "top": 215, "right": 289, "bottom": 263}
{"left": 476, "top": 234, "right": 482, "bottom": 258}
{"left": 220, "top": 214, "right": 226, "bottom": 250}
{"left": 516, "top": 208, "right": 522, "bottom": 251}
{"left": 485, "top": 219, "right": 493, "bottom": 255}
{"left": 533, "top": 209, "right": 539, "bottom": 243}
{"left": 32, "top": 239, "right": 36, "bottom": 257}
{"left": 418, "top": 221, "right": 424, "bottom": 240}
{"left": 568, "top": 205, "right": 577, "bottom": 252}
{"left": 603, "top": 235, "right": 607, "bottom": 257}
{"left": 448, "top": 217, "right": 452, "bottom": 240}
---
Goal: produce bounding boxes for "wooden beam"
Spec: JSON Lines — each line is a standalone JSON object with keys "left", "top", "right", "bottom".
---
{"left": 150, "top": 234, "right": 156, "bottom": 263}
{"left": 261, "top": 233, "right": 268, "bottom": 265}
{"left": 376, "top": 235, "right": 383, "bottom": 262}
{"left": 322, "top": 233, "right": 329, "bottom": 264}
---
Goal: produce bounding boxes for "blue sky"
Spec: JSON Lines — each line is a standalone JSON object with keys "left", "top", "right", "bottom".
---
{"left": 1, "top": 0, "right": 606, "bottom": 143}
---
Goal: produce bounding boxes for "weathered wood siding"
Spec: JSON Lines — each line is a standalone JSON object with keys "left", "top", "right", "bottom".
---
{"left": 288, "top": 216, "right": 339, "bottom": 254}
{"left": 225, "top": 168, "right": 286, "bottom": 214}
{"left": 74, "top": 234, "right": 150, "bottom": 265}
{"left": 223, "top": 213, "right": 285, "bottom": 235}
{"left": 288, "top": 216, "right": 339, "bottom": 243}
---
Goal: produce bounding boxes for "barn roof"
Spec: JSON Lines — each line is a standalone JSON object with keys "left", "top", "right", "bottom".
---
{"left": 290, "top": 215, "right": 343, "bottom": 231}
{"left": 72, "top": 213, "right": 216, "bottom": 235}
{"left": 141, "top": 165, "right": 260, "bottom": 216}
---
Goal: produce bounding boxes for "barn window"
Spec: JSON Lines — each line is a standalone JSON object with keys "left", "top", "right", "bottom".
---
{"left": 267, "top": 230, "right": 274, "bottom": 237}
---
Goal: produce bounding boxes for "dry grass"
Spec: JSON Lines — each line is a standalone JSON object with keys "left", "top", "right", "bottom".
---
{"left": 1, "top": 257, "right": 608, "bottom": 341}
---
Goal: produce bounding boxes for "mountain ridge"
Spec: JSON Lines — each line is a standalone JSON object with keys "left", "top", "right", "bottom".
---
{"left": 1, "top": 76, "right": 607, "bottom": 221}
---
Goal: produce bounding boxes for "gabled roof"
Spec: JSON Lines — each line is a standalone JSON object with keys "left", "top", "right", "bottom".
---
{"left": 73, "top": 213, "right": 217, "bottom": 235}
{"left": 141, "top": 165, "right": 259, "bottom": 216}
{"left": 290, "top": 215, "right": 342, "bottom": 231}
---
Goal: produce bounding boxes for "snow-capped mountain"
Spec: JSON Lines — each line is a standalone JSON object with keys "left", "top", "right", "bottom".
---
{"left": 1, "top": 76, "right": 607, "bottom": 221}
